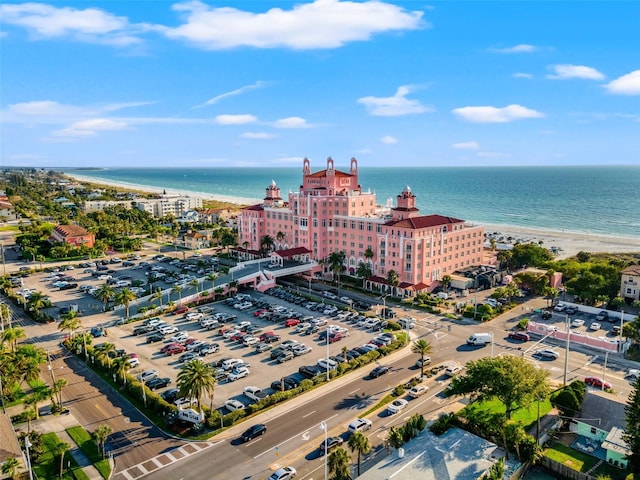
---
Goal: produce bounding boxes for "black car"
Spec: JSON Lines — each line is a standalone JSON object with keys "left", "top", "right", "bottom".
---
{"left": 541, "top": 311, "right": 552, "bottom": 320}
{"left": 146, "top": 333, "right": 165, "bottom": 343}
{"left": 370, "top": 365, "right": 390, "bottom": 378}
{"left": 146, "top": 377, "right": 171, "bottom": 390}
{"left": 60, "top": 283, "right": 79, "bottom": 290}
{"left": 299, "top": 365, "right": 323, "bottom": 379}
{"left": 320, "top": 436, "right": 344, "bottom": 454}
{"left": 241, "top": 424, "right": 267, "bottom": 442}
{"left": 161, "top": 388, "right": 179, "bottom": 403}
{"left": 270, "top": 378, "right": 297, "bottom": 391}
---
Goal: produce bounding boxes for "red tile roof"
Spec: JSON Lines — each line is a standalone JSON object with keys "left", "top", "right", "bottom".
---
{"left": 386, "top": 214, "right": 464, "bottom": 229}
{"left": 53, "top": 224, "right": 91, "bottom": 237}
{"left": 306, "top": 169, "right": 352, "bottom": 178}
{"left": 273, "top": 247, "right": 312, "bottom": 257}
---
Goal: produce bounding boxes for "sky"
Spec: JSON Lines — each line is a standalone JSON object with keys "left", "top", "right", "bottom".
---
{"left": 1, "top": 0, "right": 639, "bottom": 168}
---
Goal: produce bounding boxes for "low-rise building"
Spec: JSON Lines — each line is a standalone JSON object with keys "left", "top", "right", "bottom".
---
{"left": 135, "top": 195, "right": 202, "bottom": 218}
{"left": 50, "top": 224, "right": 95, "bottom": 248}
{"left": 84, "top": 200, "right": 135, "bottom": 213}
{"left": 620, "top": 265, "right": 640, "bottom": 303}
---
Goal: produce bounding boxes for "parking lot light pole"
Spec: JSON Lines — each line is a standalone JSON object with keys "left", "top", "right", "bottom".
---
{"left": 326, "top": 327, "right": 330, "bottom": 381}
{"left": 319, "top": 421, "right": 328, "bottom": 480}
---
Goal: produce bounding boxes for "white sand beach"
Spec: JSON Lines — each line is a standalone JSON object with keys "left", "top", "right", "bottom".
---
{"left": 66, "top": 173, "right": 640, "bottom": 260}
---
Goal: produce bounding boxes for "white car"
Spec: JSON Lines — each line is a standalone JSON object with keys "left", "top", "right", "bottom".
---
{"left": 228, "top": 367, "right": 250, "bottom": 382}
{"left": 137, "top": 370, "right": 158, "bottom": 382}
{"left": 292, "top": 344, "right": 312, "bottom": 356}
{"left": 186, "top": 340, "right": 205, "bottom": 351}
{"left": 444, "top": 365, "right": 463, "bottom": 377}
{"left": 185, "top": 312, "right": 204, "bottom": 321}
{"left": 589, "top": 322, "right": 601, "bottom": 331}
{"left": 535, "top": 348, "right": 560, "bottom": 359}
{"left": 571, "top": 319, "right": 585, "bottom": 327}
{"left": 408, "top": 385, "right": 429, "bottom": 398}
{"left": 225, "top": 399, "right": 245, "bottom": 412}
{"left": 242, "top": 336, "right": 259, "bottom": 347}
{"left": 387, "top": 398, "right": 408, "bottom": 414}
{"left": 347, "top": 418, "right": 372, "bottom": 434}
{"left": 170, "top": 332, "right": 189, "bottom": 343}
{"left": 159, "top": 326, "right": 179, "bottom": 335}
{"left": 554, "top": 303, "right": 567, "bottom": 312}
{"left": 269, "top": 467, "right": 297, "bottom": 480}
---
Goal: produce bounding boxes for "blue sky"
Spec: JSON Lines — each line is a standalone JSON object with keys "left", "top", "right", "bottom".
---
{"left": 1, "top": 1, "right": 639, "bottom": 168}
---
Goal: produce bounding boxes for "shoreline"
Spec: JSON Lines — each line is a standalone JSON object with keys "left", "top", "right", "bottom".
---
{"left": 65, "top": 173, "right": 640, "bottom": 260}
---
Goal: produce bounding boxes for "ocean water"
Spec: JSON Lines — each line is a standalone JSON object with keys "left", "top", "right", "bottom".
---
{"left": 64, "top": 165, "right": 640, "bottom": 238}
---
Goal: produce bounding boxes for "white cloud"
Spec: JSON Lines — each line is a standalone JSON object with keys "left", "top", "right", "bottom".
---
{"left": 603, "top": 70, "right": 640, "bottom": 95}
{"left": 194, "top": 81, "right": 266, "bottom": 109}
{"left": 547, "top": 64, "right": 605, "bottom": 80}
{"left": 9, "top": 100, "right": 85, "bottom": 116}
{"left": 489, "top": 44, "right": 538, "bottom": 53}
{"left": 240, "top": 132, "right": 275, "bottom": 139}
{"left": 451, "top": 141, "right": 479, "bottom": 150}
{"left": 52, "top": 118, "right": 127, "bottom": 138}
{"left": 380, "top": 135, "right": 397, "bottom": 144}
{"left": 272, "top": 117, "right": 310, "bottom": 128}
{"left": 215, "top": 114, "right": 257, "bottom": 125}
{"left": 0, "top": 2, "right": 146, "bottom": 46}
{"left": 513, "top": 72, "right": 533, "bottom": 79}
{"left": 163, "top": 0, "right": 424, "bottom": 50}
{"left": 452, "top": 104, "right": 544, "bottom": 123}
{"left": 358, "top": 85, "right": 432, "bottom": 116}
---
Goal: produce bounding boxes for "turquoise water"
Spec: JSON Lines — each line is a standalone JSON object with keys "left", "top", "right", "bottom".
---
{"left": 63, "top": 165, "right": 640, "bottom": 238}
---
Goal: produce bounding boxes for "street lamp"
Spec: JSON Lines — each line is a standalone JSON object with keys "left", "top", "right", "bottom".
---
{"left": 319, "top": 421, "right": 328, "bottom": 480}
{"left": 25, "top": 436, "right": 34, "bottom": 480}
{"left": 141, "top": 378, "right": 147, "bottom": 407}
{"left": 563, "top": 314, "right": 570, "bottom": 386}
{"left": 326, "top": 327, "right": 330, "bottom": 381}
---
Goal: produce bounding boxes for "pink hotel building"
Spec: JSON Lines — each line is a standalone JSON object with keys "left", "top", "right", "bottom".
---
{"left": 238, "top": 158, "right": 485, "bottom": 295}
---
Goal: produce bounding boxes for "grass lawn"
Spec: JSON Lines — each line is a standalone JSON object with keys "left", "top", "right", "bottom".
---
{"left": 544, "top": 442, "right": 600, "bottom": 472}
{"left": 33, "top": 432, "right": 90, "bottom": 480}
{"left": 462, "top": 397, "right": 553, "bottom": 430}
{"left": 0, "top": 225, "right": 20, "bottom": 232}
{"left": 66, "top": 426, "right": 111, "bottom": 479}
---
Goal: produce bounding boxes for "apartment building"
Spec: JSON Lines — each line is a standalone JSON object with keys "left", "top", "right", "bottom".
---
{"left": 134, "top": 195, "right": 203, "bottom": 218}
{"left": 238, "top": 158, "right": 485, "bottom": 294}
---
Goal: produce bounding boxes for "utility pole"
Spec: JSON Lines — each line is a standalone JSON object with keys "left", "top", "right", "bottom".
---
{"left": 563, "top": 314, "right": 570, "bottom": 386}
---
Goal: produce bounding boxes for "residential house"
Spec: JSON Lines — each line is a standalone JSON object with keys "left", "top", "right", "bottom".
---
{"left": 177, "top": 210, "right": 199, "bottom": 224}
{"left": 620, "top": 265, "right": 640, "bottom": 303}
{"left": 0, "top": 413, "right": 26, "bottom": 476}
{"left": 0, "top": 195, "right": 14, "bottom": 219}
{"left": 183, "top": 231, "right": 209, "bottom": 250}
{"left": 50, "top": 225, "right": 95, "bottom": 248}
{"left": 570, "top": 389, "right": 630, "bottom": 468}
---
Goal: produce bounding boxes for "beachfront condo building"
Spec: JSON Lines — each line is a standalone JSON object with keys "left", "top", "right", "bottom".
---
{"left": 134, "top": 195, "right": 203, "bottom": 218}
{"left": 238, "top": 158, "right": 485, "bottom": 294}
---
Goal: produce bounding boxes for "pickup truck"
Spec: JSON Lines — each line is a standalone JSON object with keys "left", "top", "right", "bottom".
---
{"left": 243, "top": 386, "right": 270, "bottom": 402}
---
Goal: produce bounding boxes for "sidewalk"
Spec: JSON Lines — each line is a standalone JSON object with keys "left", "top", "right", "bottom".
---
{"left": 9, "top": 403, "right": 108, "bottom": 480}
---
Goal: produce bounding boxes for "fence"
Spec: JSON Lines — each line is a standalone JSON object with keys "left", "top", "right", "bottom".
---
{"left": 540, "top": 457, "right": 595, "bottom": 480}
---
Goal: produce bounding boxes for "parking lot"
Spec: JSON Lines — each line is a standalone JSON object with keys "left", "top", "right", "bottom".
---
{"left": 105, "top": 287, "right": 394, "bottom": 413}
{"left": 535, "top": 302, "right": 623, "bottom": 339}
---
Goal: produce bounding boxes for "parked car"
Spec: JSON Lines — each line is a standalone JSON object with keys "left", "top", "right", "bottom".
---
{"left": 146, "top": 377, "right": 171, "bottom": 390}
{"left": 224, "top": 399, "right": 245, "bottom": 412}
{"left": 554, "top": 304, "right": 567, "bottom": 312}
{"left": 319, "top": 436, "right": 344, "bottom": 455}
{"left": 571, "top": 319, "right": 585, "bottom": 328}
{"left": 596, "top": 311, "right": 610, "bottom": 322}
{"left": 565, "top": 306, "right": 579, "bottom": 315}
{"left": 136, "top": 370, "right": 158, "bottom": 382}
{"left": 228, "top": 367, "right": 250, "bottom": 382}
{"left": 347, "top": 418, "right": 372, "bottom": 434}
{"left": 444, "top": 365, "right": 463, "bottom": 376}
{"left": 535, "top": 348, "right": 560, "bottom": 359}
{"left": 276, "top": 351, "right": 294, "bottom": 363}
{"left": 507, "top": 331, "right": 530, "bottom": 342}
{"left": 589, "top": 322, "right": 601, "bottom": 331}
{"left": 541, "top": 311, "right": 553, "bottom": 320}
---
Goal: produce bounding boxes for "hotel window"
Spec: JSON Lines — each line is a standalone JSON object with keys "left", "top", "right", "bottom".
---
{"left": 322, "top": 219, "right": 327, "bottom": 227}
{"left": 300, "top": 218, "right": 308, "bottom": 227}
{"left": 329, "top": 219, "right": 333, "bottom": 227}
{"left": 377, "top": 225, "right": 382, "bottom": 233}
{"left": 313, "top": 219, "right": 318, "bottom": 227}
{"left": 359, "top": 222, "right": 364, "bottom": 230}
{"left": 367, "top": 224, "right": 372, "bottom": 231}
{"left": 351, "top": 221, "right": 356, "bottom": 229}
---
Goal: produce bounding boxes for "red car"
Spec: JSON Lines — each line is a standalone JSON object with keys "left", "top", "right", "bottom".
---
{"left": 328, "top": 332, "right": 344, "bottom": 344}
{"left": 285, "top": 318, "right": 300, "bottom": 327}
{"left": 160, "top": 342, "right": 181, "bottom": 354}
{"left": 507, "top": 331, "right": 530, "bottom": 342}
{"left": 585, "top": 377, "right": 612, "bottom": 389}
{"left": 165, "top": 345, "right": 186, "bottom": 356}
{"left": 175, "top": 306, "right": 189, "bottom": 315}
{"left": 253, "top": 309, "right": 268, "bottom": 317}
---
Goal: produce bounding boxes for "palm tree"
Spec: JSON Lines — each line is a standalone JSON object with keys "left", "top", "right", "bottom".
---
{"left": 55, "top": 440, "right": 70, "bottom": 479}
{"left": 275, "top": 231, "right": 285, "bottom": 248}
{"left": 172, "top": 285, "right": 183, "bottom": 304}
{"left": 356, "top": 261, "right": 372, "bottom": 288}
{"left": 114, "top": 288, "right": 137, "bottom": 321}
{"left": 112, "top": 356, "right": 131, "bottom": 384}
{"left": 412, "top": 339, "right": 433, "bottom": 378}
{"left": 94, "top": 342, "right": 116, "bottom": 368}
{"left": 1, "top": 457, "right": 21, "bottom": 480}
{"left": 58, "top": 311, "right": 81, "bottom": 339}
{"left": 95, "top": 283, "right": 115, "bottom": 311}
{"left": 150, "top": 291, "right": 163, "bottom": 308}
{"left": 189, "top": 279, "right": 199, "bottom": 295}
{"left": 228, "top": 280, "right": 239, "bottom": 297}
{"left": 206, "top": 272, "right": 218, "bottom": 292}
{"left": 52, "top": 378, "right": 67, "bottom": 410}
{"left": 26, "top": 291, "right": 47, "bottom": 318}
{"left": 17, "top": 344, "right": 46, "bottom": 387}
{"left": 328, "top": 250, "right": 346, "bottom": 289}
{"left": 328, "top": 447, "right": 352, "bottom": 480}
{"left": 348, "top": 431, "right": 371, "bottom": 476}
{"left": 93, "top": 424, "right": 112, "bottom": 459}
{"left": 24, "top": 396, "right": 38, "bottom": 428}
{"left": 176, "top": 359, "right": 216, "bottom": 411}
{"left": 2, "top": 327, "right": 26, "bottom": 352}
{"left": 386, "top": 269, "right": 400, "bottom": 296}
{"left": 0, "top": 302, "right": 13, "bottom": 329}
{"left": 259, "top": 235, "right": 275, "bottom": 257}
{"left": 441, "top": 275, "right": 452, "bottom": 292}
{"left": 364, "top": 246, "right": 374, "bottom": 263}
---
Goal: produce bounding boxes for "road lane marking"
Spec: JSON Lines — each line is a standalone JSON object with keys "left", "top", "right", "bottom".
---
{"left": 254, "top": 413, "right": 338, "bottom": 459}
{"left": 348, "top": 388, "right": 360, "bottom": 395}
{"left": 302, "top": 410, "right": 316, "bottom": 418}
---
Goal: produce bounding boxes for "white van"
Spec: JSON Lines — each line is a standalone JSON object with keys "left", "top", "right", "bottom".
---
{"left": 466, "top": 333, "right": 492, "bottom": 346}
